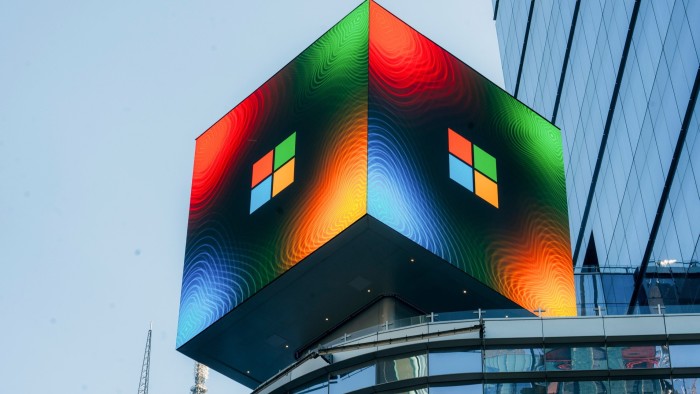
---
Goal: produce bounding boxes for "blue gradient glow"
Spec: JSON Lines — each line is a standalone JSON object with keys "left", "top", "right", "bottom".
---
{"left": 177, "top": 219, "right": 274, "bottom": 347}
{"left": 366, "top": 114, "right": 467, "bottom": 266}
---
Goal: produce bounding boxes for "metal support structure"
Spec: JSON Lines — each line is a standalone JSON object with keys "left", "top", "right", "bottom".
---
{"left": 190, "top": 362, "right": 209, "bottom": 394}
{"left": 137, "top": 323, "right": 152, "bottom": 394}
{"left": 594, "top": 306, "right": 605, "bottom": 316}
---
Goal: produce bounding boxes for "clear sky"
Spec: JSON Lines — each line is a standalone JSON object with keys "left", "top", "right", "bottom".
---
{"left": 0, "top": 1, "right": 502, "bottom": 393}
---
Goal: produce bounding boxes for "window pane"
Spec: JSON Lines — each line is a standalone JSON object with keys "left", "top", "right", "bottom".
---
{"left": 292, "top": 378, "right": 328, "bottom": 394}
{"left": 379, "top": 387, "right": 429, "bottom": 394}
{"left": 545, "top": 346, "right": 607, "bottom": 370}
{"left": 673, "top": 378, "right": 700, "bottom": 393}
{"left": 329, "top": 364, "right": 375, "bottom": 394}
{"left": 670, "top": 344, "right": 700, "bottom": 367}
{"left": 547, "top": 381, "right": 608, "bottom": 394}
{"left": 431, "top": 384, "right": 482, "bottom": 394}
{"left": 608, "top": 379, "right": 673, "bottom": 393}
{"left": 377, "top": 353, "right": 427, "bottom": 384}
{"left": 429, "top": 349, "right": 482, "bottom": 375}
{"left": 607, "top": 345, "right": 670, "bottom": 369}
{"left": 484, "top": 382, "right": 545, "bottom": 394}
{"left": 483, "top": 348, "right": 545, "bottom": 372}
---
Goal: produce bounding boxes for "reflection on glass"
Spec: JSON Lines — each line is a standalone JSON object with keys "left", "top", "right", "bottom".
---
{"left": 484, "top": 348, "right": 545, "bottom": 372}
{"left": 607, "top": 345, "right": 670, "bottom": 369}
{"left": 600, "top": 273, "right": 635, "bottom": 315}
{"left": 607, "top": 379, "right": 672, "bottom": 394}
{"left": 329, "top": 364, "right": 375, "bottom": 394}
{"left": 545, "top": 346, "right": 607, "bottom": 371}
{"left": 484, "top": 382, "right": 546, "bottom": 394}
{"left": 292, "top": 378, "right": 328, "bottom": 394}
{"left": 429, "top": 349, "right": 482, "bottom": 375}
{"left": 547, "top": 380, "right": 611, "bottom": 394}
{"left": 377, "top": 353, "right": 427, "bottom": 384}
{"left": 670, "top": 344, "right": 700, "bottom": 367}
{"left": 673, "top": 378, "right": 700, "bottom": 394}
{"left": 382, "top": 387, "right": 428, "bottom": 394}
{"left": 548, "top": 381, "right": 608, "bottom": 394}
{"left": 431, "top": 384, "right": 482, "bottom": 394}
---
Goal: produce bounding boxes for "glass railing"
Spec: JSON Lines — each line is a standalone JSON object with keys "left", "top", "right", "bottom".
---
{"left": 317, "top": 305, "right": 700, "bottom": 350}
{"left": 290, "top": 343, "right": 700, "bottom": 394}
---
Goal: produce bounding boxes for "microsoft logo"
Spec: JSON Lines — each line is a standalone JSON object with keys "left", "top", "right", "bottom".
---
{"left": 448, "top": 128, "right": 499, "bottom": 208}
{"left": 250, "top": 132, "right": 296, "bottom": 213}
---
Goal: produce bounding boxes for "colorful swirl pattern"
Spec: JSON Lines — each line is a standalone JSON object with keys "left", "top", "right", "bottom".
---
{"left": 179, "top": 1, "right": 577, "bottom": 347}
{"left": 367, "top": 2, "right": 575, "bottom": 316}
{"left": 178, "top": 3, "right": 369, "bottom": 347}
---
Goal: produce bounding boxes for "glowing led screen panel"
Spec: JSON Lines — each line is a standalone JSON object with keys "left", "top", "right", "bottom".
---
{"left": 178, "top": 4, "right": 368, "bottom": 347}
{"left": 366, "top": 2, "right": 574, "bottom": 316}
{"left": 178, "top": 1, "right": 575, "bottom": 349}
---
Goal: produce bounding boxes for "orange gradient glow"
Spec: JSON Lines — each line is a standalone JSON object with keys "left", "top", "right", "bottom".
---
{"left": 492, "top": 205, "right": 577, "bottom": 316}
{"left": 279, "top": 105, "right": 367, "bottom": 269}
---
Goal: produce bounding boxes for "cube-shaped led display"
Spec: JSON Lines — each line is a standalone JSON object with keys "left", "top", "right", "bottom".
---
{"left": 178, "top": 1, "right": 576, "bottom": 387}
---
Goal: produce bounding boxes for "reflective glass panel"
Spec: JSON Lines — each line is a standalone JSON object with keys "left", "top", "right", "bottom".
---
{"left": 673, "top": 378, "right": 700, "bottom": 394}
{"left": 430, "top": 384, "right": 482, "bottom": 394}
{"left": 483, "top": 348, "right": 545, "bottom": 372}
{"left": 484, "top": 382, "right": 546, "bottom": 394}
{"left": 293, "top": 378, "right": 328, "bottom": 394}
{"left": 329, "top": 364, "right": 376, "bottom": 394}
{"left": 607, "top": 345, "right": 670, "bottom": 369}
{"left": 670, "top": 344, "right": 700, "bottom": 367}
{"left": 377, "top": 353, "right": 427, "bottom": 384}
{"left": 381, "top": 388, "right": 429, "bottom": 394}
{"left": 608, "top": 378, "right": 673, "bottom": 393}
{"left": 545, "top": 346, "right": 607, "bottom": 371}
{"left": 429, "top": 349, "right": 482, "bottom": 375}
{"left": 547, "top": 381, "right": 608, "bottom": 394}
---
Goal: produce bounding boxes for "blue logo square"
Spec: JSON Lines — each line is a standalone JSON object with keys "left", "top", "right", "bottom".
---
{"left": 449, "top": 154, "right": 473, "bottom": 192}
{"left": 250, "top": 176, "right": 272, "bottom": 213}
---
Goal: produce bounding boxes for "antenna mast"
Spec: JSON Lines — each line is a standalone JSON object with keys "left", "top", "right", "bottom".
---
{"left": 190, "top": 362, "right": 209, "bottom": 394}
{"left": 137, "top": 323, "right": 152, "bottom": 394}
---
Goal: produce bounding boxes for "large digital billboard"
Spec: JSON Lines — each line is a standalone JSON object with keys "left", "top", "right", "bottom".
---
{"left": 178, "top": 3, "right": 369, "bottom": 347}
{"left": 178, "top": 0, "right": 575, "bottom": 358}
{"left": 366, "top": 2, "right": 575, "bottom": 318}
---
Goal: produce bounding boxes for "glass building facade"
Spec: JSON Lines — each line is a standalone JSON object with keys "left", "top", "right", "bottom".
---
{"left": 255, "top": 313, "right": 700, "bottom": 394}
{"left": 493, "top": 0, "right": 700, "bottom": 312}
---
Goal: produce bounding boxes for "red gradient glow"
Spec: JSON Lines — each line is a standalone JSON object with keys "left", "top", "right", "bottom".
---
{"left": 189, "top": 79, "right": 286, "bottom": 223}
{"left": 369, "top": 2, "right": 479, "bottom": 117}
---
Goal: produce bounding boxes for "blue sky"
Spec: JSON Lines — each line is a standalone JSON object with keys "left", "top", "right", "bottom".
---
{"left": 0, "top": 1, "right": 502, "bottom": 392}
